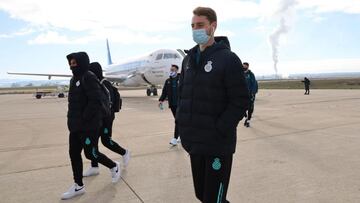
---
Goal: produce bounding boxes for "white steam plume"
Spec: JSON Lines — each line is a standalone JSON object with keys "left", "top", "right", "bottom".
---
{"left": 269, "top": 0, "right": 297, "bottom": 76}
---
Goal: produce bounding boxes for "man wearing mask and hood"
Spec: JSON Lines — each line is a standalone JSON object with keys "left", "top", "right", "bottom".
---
{"left": 242, "top": 62, "right": 258, "bottom": 128}
{"left": 83, "top": 62, "right": 130, "bottom": 177}
{"left": 61, "top": 52, "right": 120, "bottom": 200}
{"left": 176, "top": 7, "right": 249, "bottom": 203}
{"left": 159, "top": 64, "right": 180, "bottom": 146}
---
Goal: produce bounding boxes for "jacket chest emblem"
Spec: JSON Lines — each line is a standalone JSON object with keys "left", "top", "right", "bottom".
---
{"left": 76, "top": 80, "right": 80, "bottom": 87}
{"left": 204, "top": 61, "right": 213, "bottom": 72}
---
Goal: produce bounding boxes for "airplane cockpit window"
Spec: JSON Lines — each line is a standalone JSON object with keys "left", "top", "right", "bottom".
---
{"left": 156, "top": 54, "right": 163, "bottom": 60}
{"left": 163, "top": 53, "right": 180, "bottom": 59}
{"left": 163, "top": 53, "right": 172, "bottom": 59}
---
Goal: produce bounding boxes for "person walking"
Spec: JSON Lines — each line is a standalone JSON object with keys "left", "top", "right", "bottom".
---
{"left": 243, "top": 62, "right": 258, "bottom": 127}
{"left": 82, "top": 62, "right": 130, "bottom": 177}
{"left": 159, "top": 64, "right": 180, "bottom": 146}
{"left": 302, "top": 77, "right": 311, "bottom": 95}
{"left": 176, "top": 7, "right": 249, "bottom": 203}
{"left": 61, "top": 52, "right": 120, "bottom": 200}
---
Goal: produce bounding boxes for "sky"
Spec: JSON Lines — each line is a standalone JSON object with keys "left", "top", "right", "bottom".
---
{"left": 0, "top": 0, "right": 359, "bottom": 80}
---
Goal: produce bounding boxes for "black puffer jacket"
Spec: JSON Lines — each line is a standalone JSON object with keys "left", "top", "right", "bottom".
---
{"left": 159, "top": 75, "right": 179, "bottom": 108}
{"left": 89, "top": 62, "right": 115, "bottom": 120}
{"left": 66, "top": 52, "right": 103, "bottom": 132}
{"left": 177, "top": 37, "right": 250, "bottom": 155}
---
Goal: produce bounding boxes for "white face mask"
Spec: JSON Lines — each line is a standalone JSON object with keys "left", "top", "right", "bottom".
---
{"left": 169, "top": 71, "right": 177, "bottom": 77}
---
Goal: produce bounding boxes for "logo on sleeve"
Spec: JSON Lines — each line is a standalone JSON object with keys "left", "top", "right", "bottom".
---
{"left": 204, "top": 61, "right": 213, "bottom": 72}
{"left": 76, "top": 80, "right": 80, "bottom": 87}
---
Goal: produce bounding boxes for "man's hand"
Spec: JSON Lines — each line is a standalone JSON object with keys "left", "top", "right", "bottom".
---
{"left": 158, "top": 101, "right": 164, "bottom": 110}
{"left": 250, "top": 94, "right": 255, "bottom": 101}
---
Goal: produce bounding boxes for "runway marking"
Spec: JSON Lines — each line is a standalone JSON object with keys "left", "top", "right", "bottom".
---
{"left": 0, "top": 147, "right": 184, "bottom": 176}
{"left": 285, "top": 97, "right": 360, "bottom": 106}
{"left": 0, "top": 116, "right": 65, "bottom": 122}
{"left": 121, "top": 178, "right": 145, "bottom": 203}
{"left": 238, "top": 121, "right": 360, "bottom": 143}
{"left": 0, "top": 143, "right": 67, "bottom": 153}
{"left": 0, "top": 131, "right": 173, "bottom": 153}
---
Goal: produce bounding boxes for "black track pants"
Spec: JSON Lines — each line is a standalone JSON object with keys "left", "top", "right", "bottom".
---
{"left": 69, "top": 130, "right": 116, "bottom": 185}
{"left": 190, "top": 154, "right": 233, "bottom": 203}
{"left": 91, "top": 118, "right": 126, "bottom": 167}
{"left": 170, "top": 106, "right": 179, "bottom": 139}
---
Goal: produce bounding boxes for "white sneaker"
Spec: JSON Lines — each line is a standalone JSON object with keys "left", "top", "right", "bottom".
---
{"left": 110, "top": 161, "right": 121, "bottom": 183}
{"left": 61, "top": 183, "right": 85, "bottom": 200}
{"left": 169, "top": 138, "right": 177, "bottom": 146}
{"left": 123, "top": 150, "right": 130, "bottom": 167}
{"left": 177, "top": 137, "right": 181, "bottom": 143}
{"left": 83, "top": 166, "right": 99, "bottom": 177}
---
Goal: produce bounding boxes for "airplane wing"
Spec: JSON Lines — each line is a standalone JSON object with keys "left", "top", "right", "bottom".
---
{"left": 7, "top": 72, "right": 72, "bottom": 80}
{"left": 7, "top": 71, "right": 129, "bottom": 84}
{"left": 105, "top": 75, "right": 127, "bottom": 83}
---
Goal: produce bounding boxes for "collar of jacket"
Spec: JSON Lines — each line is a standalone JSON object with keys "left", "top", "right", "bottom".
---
{"left": 187, "top": 40, "right": 229, "bottom": 69}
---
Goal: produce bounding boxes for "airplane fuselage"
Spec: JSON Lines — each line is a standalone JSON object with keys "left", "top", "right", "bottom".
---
{"left": 105, "top": 49, "right": 184, "bottom": 87}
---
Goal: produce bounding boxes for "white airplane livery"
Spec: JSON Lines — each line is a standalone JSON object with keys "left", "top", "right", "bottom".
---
{"left": 8, "top": 40, "right": 185, "bottom": 96}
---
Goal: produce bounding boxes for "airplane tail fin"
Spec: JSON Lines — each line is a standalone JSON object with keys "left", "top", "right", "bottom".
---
{"left": 106, "top": 39, "right": 113, "bottom": 65}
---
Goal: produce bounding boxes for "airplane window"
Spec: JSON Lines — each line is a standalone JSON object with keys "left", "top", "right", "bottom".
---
{"left": 163, "top": 53, "right": 170, "bottom": 59}
{"left": 165, "top": 53, "right": 179, "bottom": 59}
{"left": 156, "top": 54, "right": 163, "bottom": 60}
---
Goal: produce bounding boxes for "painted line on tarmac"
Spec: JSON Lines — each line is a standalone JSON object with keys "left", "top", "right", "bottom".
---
{"left": 121, "top": 177, "right": 145, "bottom": 203}
{"left": 0, "top": 147, "right": 185, "bottom": 176}
{"left": 0, "top": 143, "right": 67, "bottom": 153}
{"left": 239, "top": 121, "right": 360, "bottom": 143}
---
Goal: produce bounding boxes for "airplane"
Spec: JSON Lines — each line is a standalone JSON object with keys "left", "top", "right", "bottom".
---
{"left": 8, "top": 39, "right": 185, "bottom": 96}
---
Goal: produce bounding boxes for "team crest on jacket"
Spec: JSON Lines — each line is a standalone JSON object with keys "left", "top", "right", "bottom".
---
{"left": 204, "top": 61, "right": 213, "bottom": 72}
{"left": 76, "top": 80, "right": 80, "bottom": 87}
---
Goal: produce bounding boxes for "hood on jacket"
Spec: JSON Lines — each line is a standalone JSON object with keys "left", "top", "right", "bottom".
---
{"left": 215, "top": 36, "right": 231, "bottom": 50}
{"left": 66, "top": 52, "right": 90, "bottom": 76}
{"left": 89, "top": 62, "right": 104, "bottom": 80}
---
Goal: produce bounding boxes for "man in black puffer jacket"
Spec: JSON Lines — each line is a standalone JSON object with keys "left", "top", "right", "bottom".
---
{"left": 61, "top": 52, "right": 120, "bottom": 200}
{"left": 83, "top": 62, "right": 130, "bottom": 177}
{"left": 159, "top": 64, "right": 180, "bottom": 146}
{"left": 177, "top": 7, "right": 249, "bottom": 203}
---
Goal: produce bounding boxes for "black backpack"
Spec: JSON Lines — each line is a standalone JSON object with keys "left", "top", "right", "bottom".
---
{"left": 81, "top": 74, "right": 112, "bottom": 118}
{"left": 99, "top": 80, "right": 112, "bottom": 117}
{"left": 101, "top": 79, "right": 122, "bottom": 113}
{"left": 111, "top": 85, "right": 122, "bottom": 112}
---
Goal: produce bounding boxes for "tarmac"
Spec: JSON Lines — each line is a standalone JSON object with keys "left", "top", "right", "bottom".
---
{"left": 1, "top": 89, "right": 360, "bottom": 203}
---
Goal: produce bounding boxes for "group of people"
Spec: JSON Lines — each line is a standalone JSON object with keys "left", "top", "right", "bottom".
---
{"left": 63, "top": 6, "right": 260, "bottom": 203}
{"left": 62, "top": 53, "right": 130, "bottom": 200}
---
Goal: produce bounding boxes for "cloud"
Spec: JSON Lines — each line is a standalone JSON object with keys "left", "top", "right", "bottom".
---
{"left": 0, "top": 0, "right": 262, "bottom": 32}
{"left": 297, "top": 0, "right": 360, "bottom": 14}
{"left": 28, "top": 31, "right": 72, "bottom": 44}
{"left": 1, "top": 0, "right": 359, "bottom": 45}
{"left": 0, "top": 27, "right": 35, "bottom": 38}
{"left": 0, "top": 0, "right": 262, "bottom": 44}
{"left": 27, "top": 29, "right": 182, "bottom": 45}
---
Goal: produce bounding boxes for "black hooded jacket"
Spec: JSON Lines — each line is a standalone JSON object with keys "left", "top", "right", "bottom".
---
{"left": 89, "top": 62, "right": 116, "bottom": 120}
{"left": 66, "top": 52, "right": 103, "bottom": 132}
{"left": 159, "top": 74, "right": 180, "bottom": 108}
{"left": 176, "top": 37, "right": 250, "bottom": 155}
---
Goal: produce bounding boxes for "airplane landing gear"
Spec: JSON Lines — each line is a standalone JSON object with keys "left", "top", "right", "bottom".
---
{"left": 146, "top": 86, "right": 158, "bottom": 96}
